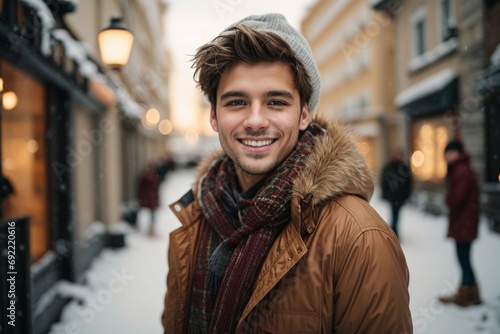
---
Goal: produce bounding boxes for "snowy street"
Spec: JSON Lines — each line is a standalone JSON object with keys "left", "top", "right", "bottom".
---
{"left": 50, "top": 167, "right": 500, "bottom": 334}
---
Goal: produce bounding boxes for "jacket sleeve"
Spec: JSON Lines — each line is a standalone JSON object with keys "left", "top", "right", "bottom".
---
{"left": 162, "top": 230, "right": 187, "bottom": 334}
{"left": 334, "top": 229, "right": 412, "bottom": 333}
{"left": 162, "top": 238, "right": 176, "bottom": 332}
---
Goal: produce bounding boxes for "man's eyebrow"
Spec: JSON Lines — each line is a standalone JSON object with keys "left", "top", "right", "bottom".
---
{"left": 265, "top": 90, "right": 294, "bottom": 100}
{"left": 220, "top": 91, "right": 248, "bottom": 101}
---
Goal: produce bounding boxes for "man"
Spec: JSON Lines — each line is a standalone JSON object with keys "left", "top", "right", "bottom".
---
{"left": 439, "top": 140, "right": 482, "bottom": 306}
{"left": 163, "top": 13, "right": 411, "bottom": 333}
{"left": 137, "top": 163, "right": 161, "bottom": 236}
{"left": 381, "top": 149, "right": 413, "bottom": 239}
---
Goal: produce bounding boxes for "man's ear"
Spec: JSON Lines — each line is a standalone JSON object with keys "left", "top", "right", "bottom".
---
{"left": 210, "top": 105, "right": 219, "bottom": 132}
{"left": 299, "top": 104, "right": 311, "bottom": 131}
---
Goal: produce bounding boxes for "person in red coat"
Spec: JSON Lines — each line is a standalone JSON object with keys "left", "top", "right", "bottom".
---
{"left": 439, "top": 140, "right": 482, "bottom": 306}
{"left": 138, "top": 163, "right": 161, "bottom": 236}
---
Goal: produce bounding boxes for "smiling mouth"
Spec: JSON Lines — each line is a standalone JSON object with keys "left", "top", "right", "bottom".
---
{"left": 240, "top": 139, "right": 274, "bottom": 147}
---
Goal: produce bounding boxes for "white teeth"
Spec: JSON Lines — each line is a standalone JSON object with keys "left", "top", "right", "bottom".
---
{"left": 242, "top": 139, "right": 273, "bottom": 147}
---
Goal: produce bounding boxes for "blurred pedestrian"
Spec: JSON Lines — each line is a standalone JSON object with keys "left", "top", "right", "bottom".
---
{"left": 156, "top": 152, "right": 175, "bottom": 183}
{"left": 162, "top": 13, "right": 411, "bottom": 333}
{"left": 381, "top": 149, "right": 413, "bottom": 239}
{"left": 137, "top": 163, "right": 160, "bottom": 236}
{"left": 439, "top": 140, "right": 482, "bottom": 307}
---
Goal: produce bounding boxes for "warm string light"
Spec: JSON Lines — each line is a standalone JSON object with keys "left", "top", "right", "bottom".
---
{"left": 2, "top": 91, "right": 18, "bottom": 110}
{"left": 145, "top": 108, "right": 160, "bottom": 125}
{"left": 159, "top": 119, "right": 173, "bottom": 135}
{"left": 0, "top": 77, "right": 18, "bottom": 110}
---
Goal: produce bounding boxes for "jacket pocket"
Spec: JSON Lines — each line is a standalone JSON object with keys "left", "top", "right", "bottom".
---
{"left": 258, "top": 311, "right": 318, "bottom": 334}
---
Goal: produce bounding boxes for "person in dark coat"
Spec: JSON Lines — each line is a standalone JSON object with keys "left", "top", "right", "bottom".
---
{"left": 381, "top": 150, "right": 412, "bottom": 238}
{"left": 138, "top": 164, "right": 161, "bottom": 236}
{"left": 439, "top": 140, "right": 482, "bottom": 307}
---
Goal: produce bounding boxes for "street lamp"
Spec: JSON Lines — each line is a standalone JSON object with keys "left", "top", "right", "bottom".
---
{"left": 98, "top": 16, "right": 134, "bottom": 69}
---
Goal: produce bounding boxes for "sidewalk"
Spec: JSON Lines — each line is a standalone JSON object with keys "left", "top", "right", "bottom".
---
{"left": 49, "top": 167, "right": 500, "bottom": 334}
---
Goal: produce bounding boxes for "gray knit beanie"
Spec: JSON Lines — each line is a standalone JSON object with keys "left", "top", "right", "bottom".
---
{"left": 224, "top": 13, "right": 321, "bottom": 114}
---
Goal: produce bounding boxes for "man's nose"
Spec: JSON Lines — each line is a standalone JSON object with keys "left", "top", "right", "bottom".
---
{"left": 243, "top": 103, "right": 269, "bottom": 130}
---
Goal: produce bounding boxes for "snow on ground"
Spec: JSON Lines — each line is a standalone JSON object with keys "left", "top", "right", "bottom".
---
{"left": 50, "top": 167, "right": 500, "bottom": 334}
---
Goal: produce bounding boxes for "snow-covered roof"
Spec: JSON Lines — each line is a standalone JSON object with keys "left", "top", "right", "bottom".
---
{"left": 52, "top": 30, "right": 91, "bottom": 75}
{"left": 50, "top": 30, "right": 143, "bottom": 117}
{"left": 51, "top": 29, "right": 127, "bottom": 109}
{"left": 51, "top": 29, "right": 111, "bottom": 87}
{"left": 395, "top": 68, "right": 457, "bottom": 107}
{"left": 20, "top": 0, "right": 55, "bottom": 56}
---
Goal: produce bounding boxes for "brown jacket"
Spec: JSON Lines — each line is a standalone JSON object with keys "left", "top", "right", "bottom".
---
{"left": 163, "top": 118, "right": 412, "bottom": 333}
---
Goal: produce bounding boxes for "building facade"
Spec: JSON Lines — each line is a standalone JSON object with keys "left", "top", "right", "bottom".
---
{"left": 64, "top": 0, "right": 171, "bottom": 218}
{"left": 373, "top": 0, "right": 500, "bottom": 222}
{"left": 0, "top": 0, "right": 170, "bottom": 332}
{"left": 380, "top": 0, "right": 462, "bottom": 205}
{"left": 302, "top": 0, "right": 398, "bottom": 176}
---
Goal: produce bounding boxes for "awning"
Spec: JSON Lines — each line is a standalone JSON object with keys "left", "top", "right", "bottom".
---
{"left": 395, "top": 68, "right": 458, "bottom": 117}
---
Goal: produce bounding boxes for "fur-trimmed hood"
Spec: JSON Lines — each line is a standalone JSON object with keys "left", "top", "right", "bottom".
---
{"left": 195, "top": 116, "right": 374, "bottom": 205}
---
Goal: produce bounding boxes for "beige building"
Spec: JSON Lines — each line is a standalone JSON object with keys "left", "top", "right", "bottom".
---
{"left": 302, "top": 0, "right": 398, "bottom": 176}
{"left": 374, "top": 0, "right": 486, "bottom": 212}
{"left": 65, "top": 0, "right": 171, "bottom": 236}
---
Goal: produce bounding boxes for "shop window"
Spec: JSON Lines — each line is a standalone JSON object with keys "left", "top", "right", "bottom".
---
{"left": 1, "top": 61, "right": 50, "bottom": 262}
{"left": 410, "top": 121, "right": 449, "bottom": 181}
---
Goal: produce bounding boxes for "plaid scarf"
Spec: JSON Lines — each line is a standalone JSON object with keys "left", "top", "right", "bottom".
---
{"left": 188, "top": 124, "right": 324, "bottom": 334}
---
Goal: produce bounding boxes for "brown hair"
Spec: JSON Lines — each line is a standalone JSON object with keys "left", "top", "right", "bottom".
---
{"left": 191, "top": 25, "right": 312, "bottom": 109}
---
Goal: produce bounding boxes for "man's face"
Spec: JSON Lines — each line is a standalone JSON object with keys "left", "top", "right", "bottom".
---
{"left": 210, "top": 61, "right": 311, "bottom": 191}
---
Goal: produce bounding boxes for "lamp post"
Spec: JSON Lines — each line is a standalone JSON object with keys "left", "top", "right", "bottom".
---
{"left": 98, "top": 16, "right": 134, "bottom": 69}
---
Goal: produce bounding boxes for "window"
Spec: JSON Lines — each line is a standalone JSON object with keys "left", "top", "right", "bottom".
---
{"left": 415, "top": 20, "right": 426, "bottom": 56}
{"left": 411, "top": 6, "right": 427, "bottom": 57}
{"left": 1, "top": 61, "right": 50, "bottom": 262}
{"left": 410, "top": 119, "right": 450, "bottom": 181}
{"left": 440, "top": 0, "right": 456, "bottom": 41}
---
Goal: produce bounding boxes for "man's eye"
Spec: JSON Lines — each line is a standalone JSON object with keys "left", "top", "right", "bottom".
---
{"left": 269, "top": 100, "right": 286, "bottom": 106}
{"left": 228, "top": 100, "right": 245, "bottom": 106}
